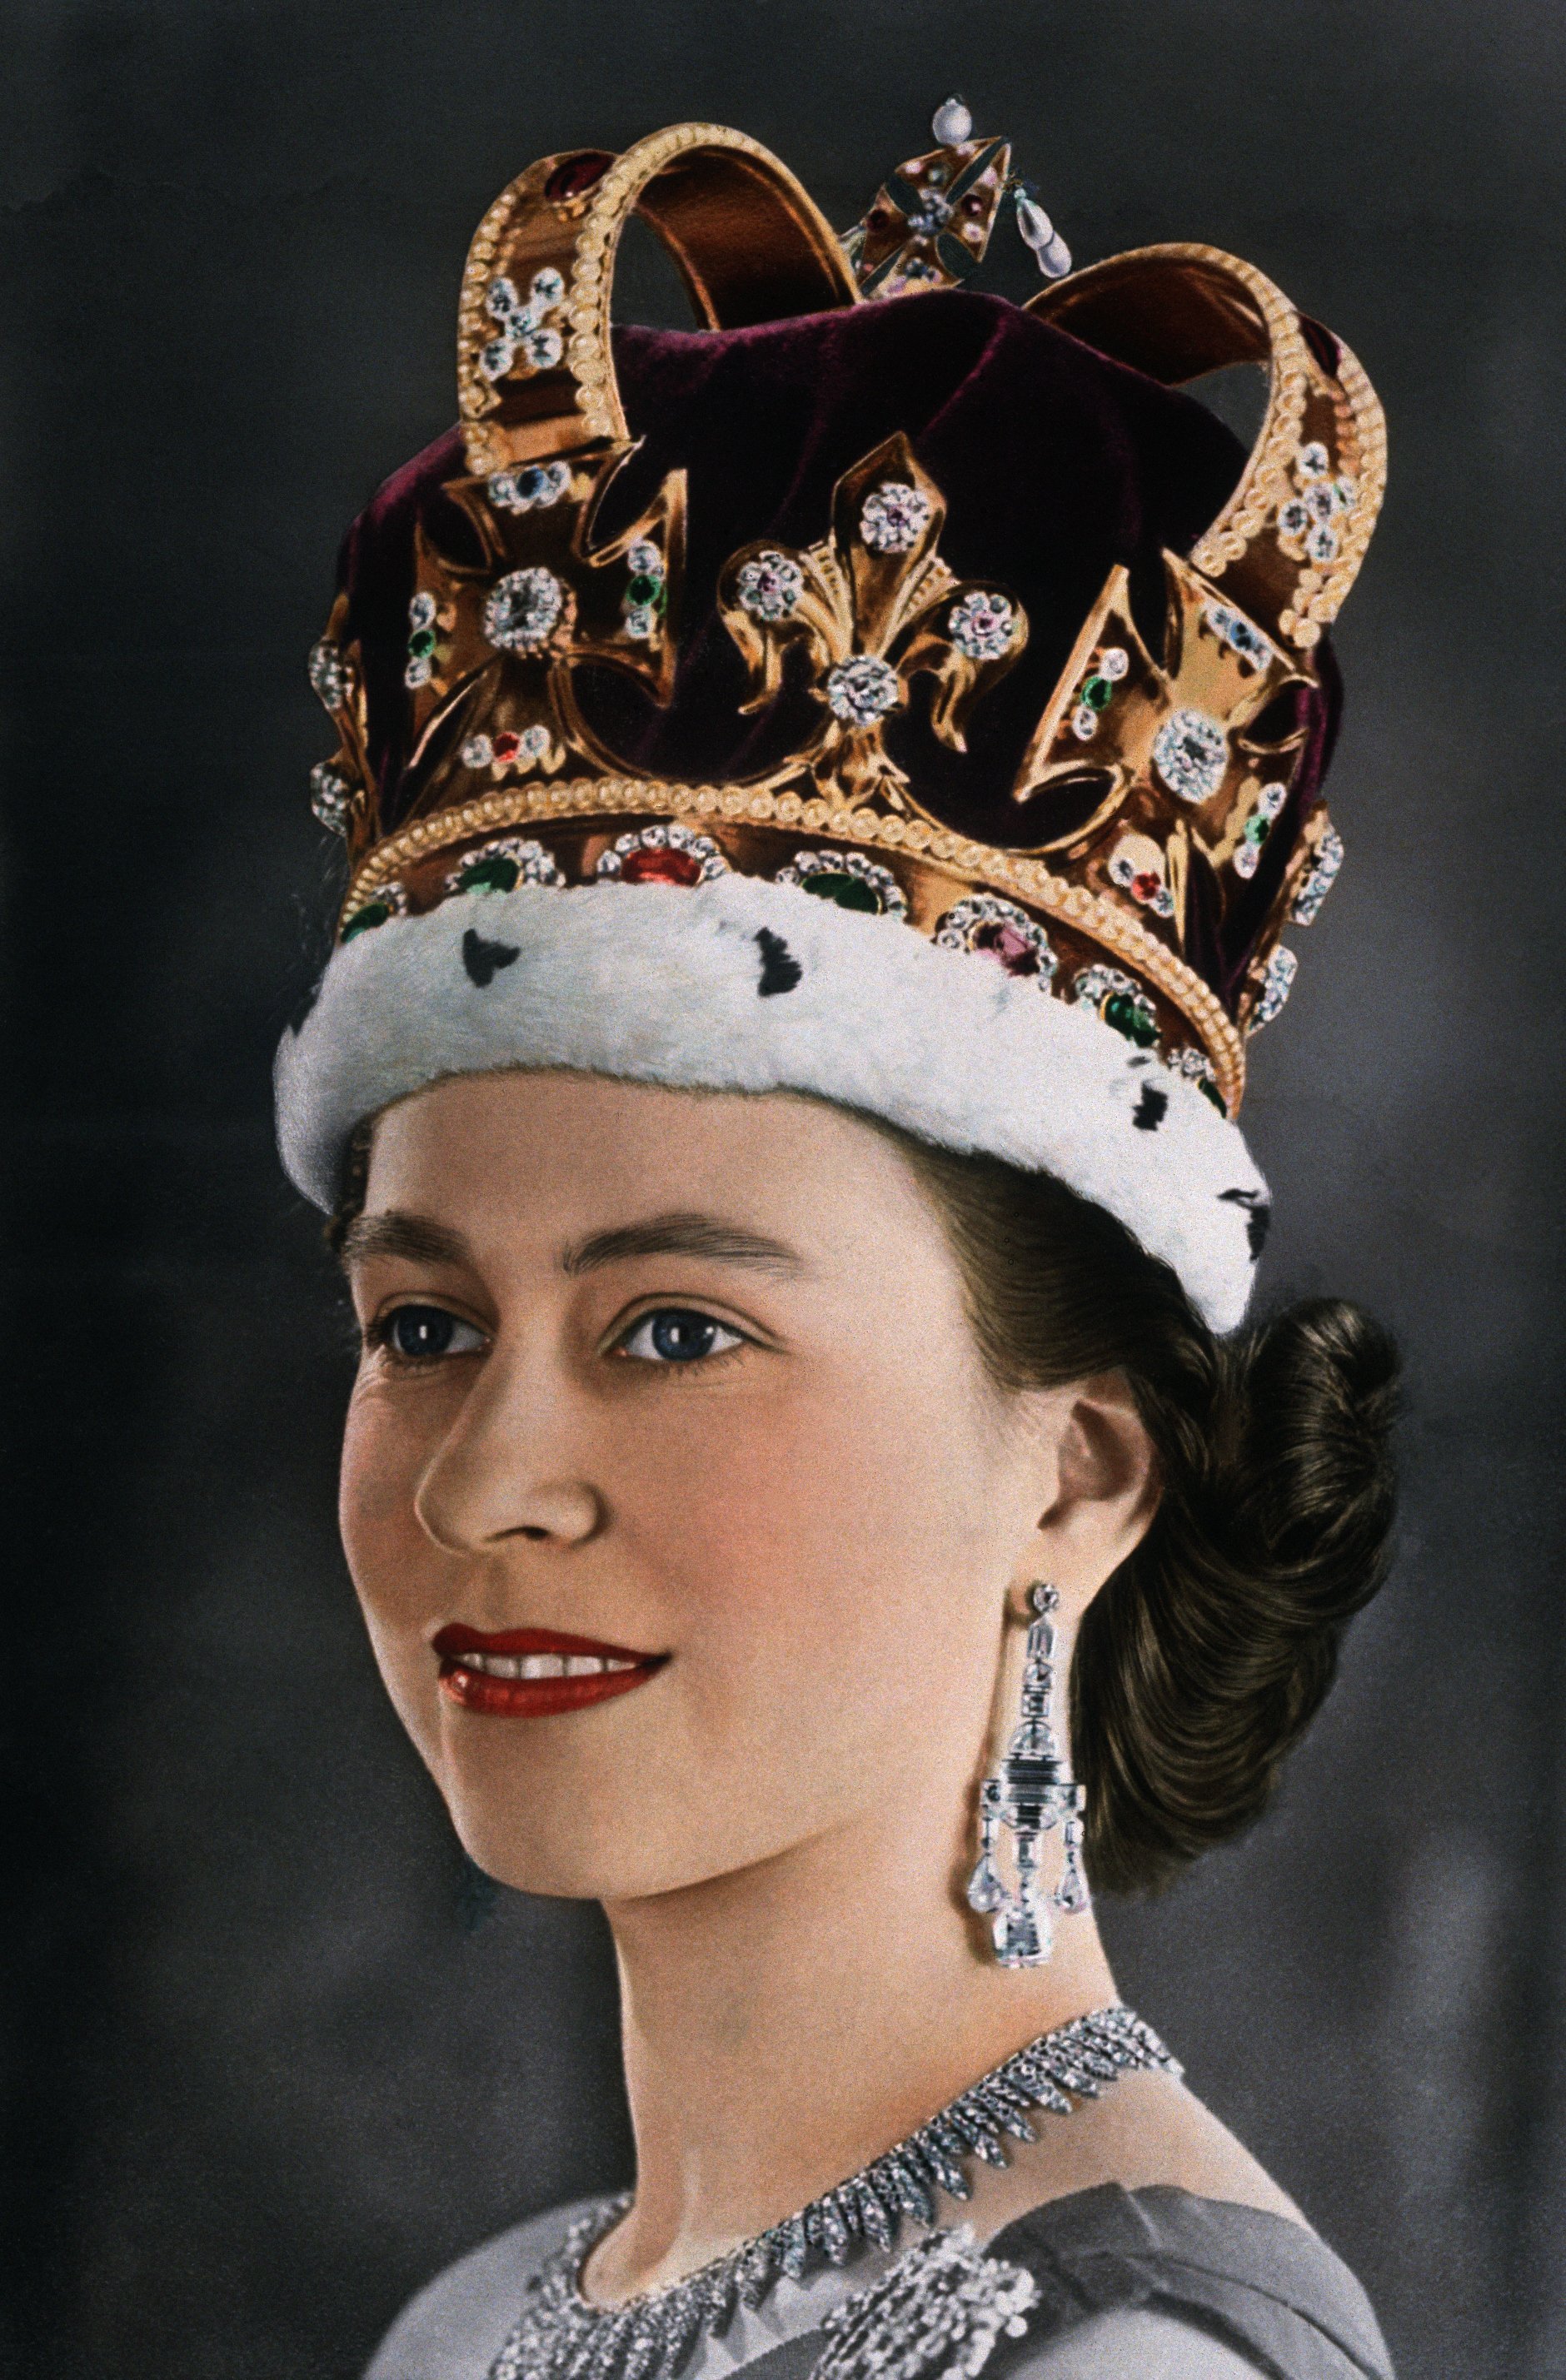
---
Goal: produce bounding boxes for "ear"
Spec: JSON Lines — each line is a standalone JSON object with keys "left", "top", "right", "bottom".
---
{"left": 1030, "top": 1371, "right": 1159, "bottom": 1619}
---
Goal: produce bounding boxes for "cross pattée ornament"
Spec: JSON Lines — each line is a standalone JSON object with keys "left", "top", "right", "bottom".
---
{"left": 400, "top": 440, "right": 686, "bottom": 819}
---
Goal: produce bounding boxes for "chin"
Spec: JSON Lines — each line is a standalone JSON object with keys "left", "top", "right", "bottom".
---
{"left": 438, "top": 1751, "right": 815, "bottom": 1903}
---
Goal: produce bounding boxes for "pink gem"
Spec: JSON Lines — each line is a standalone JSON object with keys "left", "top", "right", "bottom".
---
{"left": 1131, "top": 870, "right": 1163, "bottom": 904}
{"left": 491, "top": 731, "right": 521, "bottom": 764}
{"left": 973, "top": 920, "right": 1040, "bottom": 977}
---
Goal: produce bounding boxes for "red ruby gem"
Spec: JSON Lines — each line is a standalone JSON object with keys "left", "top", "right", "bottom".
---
{"left": 973, "top": 921, "right": 1040, "bottom": 977}
{"left": 546, "top": 152, "right": 611, "bottom": 204}
{"left": 1131, "top": 871, "right": 1162, "bottom": 902}
{"left": 491, "top": 732, "right": 521, "bottom": 763}
{"left": 620, "top": 846, "right": 705, "bottom": 888}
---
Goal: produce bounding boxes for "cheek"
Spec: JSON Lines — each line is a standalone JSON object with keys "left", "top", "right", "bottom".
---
{"left": 625, "top": 1358, "right": 1010, "bottom": 1788}
{"left": 338, "top": 1383, "right": 448, "bottom": 1707}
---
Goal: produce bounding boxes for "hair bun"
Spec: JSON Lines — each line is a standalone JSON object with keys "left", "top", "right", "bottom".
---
{"left": 1077, "top": 1295, "right": 1401, "bottom": 1893}
{"left": 1211, "top": 1297, "right": 1400, "bottom": 1591}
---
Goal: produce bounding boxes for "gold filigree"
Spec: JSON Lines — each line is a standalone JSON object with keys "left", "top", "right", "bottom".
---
{"left": 379, "top": 443, "right": 685, "bottom": 851}
{"left": 718, "top": 435, "right": 1027, "bottom": 811}
{"left": 1010, "top": 552, "right": 1313, "bottom": 951}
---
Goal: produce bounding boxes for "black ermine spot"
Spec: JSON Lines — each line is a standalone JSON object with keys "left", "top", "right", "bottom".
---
{"left": 1219, "top": 1186, "right": 1273, "bottom": 1259}
{"left": 755, "top": 928, "right": 802, "bottom": 997}
{"left": 1132, "top": 1083, "right": 1169, "bottom": 1132}
{"left": 462, "top": 928, "right": 521, "bottom": 988}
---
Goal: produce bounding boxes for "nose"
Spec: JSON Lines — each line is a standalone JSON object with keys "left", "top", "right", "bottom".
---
{"left": 413, "top": 1343, "right": 603, "bottom": 1554}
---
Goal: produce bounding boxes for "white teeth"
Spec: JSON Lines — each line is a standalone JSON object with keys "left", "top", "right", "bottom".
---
{"left": 451, "top": 1646, "right": 646, "bottom": 1680}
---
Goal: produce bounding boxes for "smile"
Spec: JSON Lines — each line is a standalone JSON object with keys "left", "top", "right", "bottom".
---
{"left": 431, "top": 1623, "right": 666, "bottom": 1718}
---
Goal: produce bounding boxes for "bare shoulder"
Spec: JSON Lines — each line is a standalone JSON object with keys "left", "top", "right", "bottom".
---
{"left": 363, "top": 2196, "right": 602, "bottom": 2380}
{"left": 967, "top": 2069, "right": 1310, "bottom": 2239}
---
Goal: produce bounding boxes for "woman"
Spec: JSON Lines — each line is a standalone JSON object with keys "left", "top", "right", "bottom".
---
{"left": 281, "top": 110, "right": 1399, "bottom": 2380}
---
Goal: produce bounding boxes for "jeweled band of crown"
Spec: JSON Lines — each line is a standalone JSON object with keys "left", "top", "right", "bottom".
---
{"left": 304, "top": 120, "right": 1384, "bottom": 1121}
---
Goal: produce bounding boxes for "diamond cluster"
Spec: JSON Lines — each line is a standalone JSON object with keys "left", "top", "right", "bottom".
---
{"left": 479, "top": 266, "right": 568, "bottom": 384}
{"left": 485, "top": 2008, "right": 1178, "bottom": 2380}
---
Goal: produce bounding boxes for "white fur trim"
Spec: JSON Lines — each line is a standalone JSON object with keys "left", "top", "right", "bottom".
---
{"left": 274, "top": 875, "right": 1269, "bottom": 1331}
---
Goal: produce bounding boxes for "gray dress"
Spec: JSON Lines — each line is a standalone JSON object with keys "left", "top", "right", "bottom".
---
{"left": 366, "top": 2187, "right": 1394, "bottom": 2380}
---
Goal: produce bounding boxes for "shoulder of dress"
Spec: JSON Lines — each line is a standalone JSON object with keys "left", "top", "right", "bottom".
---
{"left": 363, "top": 2194, "right": 610, "bottom": 2380}
{"left": 997, "top": 2305, "right": 1269, "bottom": 2379}
{"left": 807, "top": 2199, "right": 1392, "bottom": 2380}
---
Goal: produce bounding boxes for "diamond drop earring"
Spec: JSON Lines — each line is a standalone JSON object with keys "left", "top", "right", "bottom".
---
{"left": 965, "top": 1583, "right": 1090, "bottom": 1966}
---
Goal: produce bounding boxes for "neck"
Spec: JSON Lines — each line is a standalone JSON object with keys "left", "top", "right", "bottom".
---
{"left": 592, "top": 1781, "right": 1120, "bottom": 2296}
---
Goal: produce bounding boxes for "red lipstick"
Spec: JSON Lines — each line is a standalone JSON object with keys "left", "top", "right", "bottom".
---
{"left": 431, "top": 1622, "right": 666, "bottom": 1719}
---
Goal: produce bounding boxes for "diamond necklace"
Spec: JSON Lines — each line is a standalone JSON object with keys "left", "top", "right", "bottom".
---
{"left": 488, "top": 2004, "right": 1179, "bottom": 2380}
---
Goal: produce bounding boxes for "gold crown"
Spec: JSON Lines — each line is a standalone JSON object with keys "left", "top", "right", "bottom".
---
{"left": 306, "top": 120, "right": 1384, "bottom": 1119}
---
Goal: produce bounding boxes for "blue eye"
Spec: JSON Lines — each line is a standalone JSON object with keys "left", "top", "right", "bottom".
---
{"left": 382, "top": 1306, "right": 485, "bottom": 1360}
{"left": 618, "top": 1308, "right": 744, "bottom": 1365}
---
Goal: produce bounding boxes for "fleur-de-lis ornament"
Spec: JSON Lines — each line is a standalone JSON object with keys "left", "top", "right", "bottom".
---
{"left": 719, "top": 434, "right": 1028, "bottom": 812}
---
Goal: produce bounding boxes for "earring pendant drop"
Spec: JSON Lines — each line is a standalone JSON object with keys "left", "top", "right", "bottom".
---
{"left": 966, "top": 1584, "right": 1089, "bottom": 1966}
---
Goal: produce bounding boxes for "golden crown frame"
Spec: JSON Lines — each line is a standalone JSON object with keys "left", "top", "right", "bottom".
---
{"left": 307, "top": 122, "right": 1385, "bottom": 1118}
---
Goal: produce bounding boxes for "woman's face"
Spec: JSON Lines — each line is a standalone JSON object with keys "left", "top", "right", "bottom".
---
{"left": 339, "top": 1072, "right": 1075, "bottom": 1900}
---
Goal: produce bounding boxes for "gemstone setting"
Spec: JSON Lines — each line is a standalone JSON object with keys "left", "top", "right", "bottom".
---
{"left": 339, "top": 882, "right": 407, "bottom": 943}
{"left": 775, "top": 848, "right": 907, "bottom": 919}
{"left": 484, "top": 567, "right": 566, "bottom": 653}
{"left": 1106, "top": 834, "right": 1176, "bottom": 919}
{"left": 1231, "top": 780, "right": 1289, "bottom": 879}
{"left": 309, "top": 762, "right": 352, "bottom": 834}
{"left": 488, "top": 461, "right": 572, "bottom": 514}
{"left": 1249, "top": 943, "right": 1298, "bottom": 1032}
{"left": 595, "top": 823, "right": 727, "bottom": 887}
{"left": 308, "top": 639, "right": 352, "bottom": 710}
{"left": 858, "top": 480, "right": 932, "bottom": 554}
{"left": 935, "top": 894, "right": 1055, "bottom": 982}
{"left": 1202, "top": 602, "right": 1274, "bottom": 669}
{"left": 1152, "top": 708, "right": 1229, "bottom": 804}
{"left": 1289, "top": 824, "right": 1344, "bottom": 924}
{"left": 446, "top": 836, "right": 564, "bottom": 896}
{"left": 736, "top": 550, "right": 805, "bottom": 622}
{"left": 1073, "top": 963, "right": 1159, "bottom": 1049}
{"left": 947, "top": 590, "right": 1019, "bottom": 660}
{"left": 825, "top": 655, "right": 900, "bottom": 727}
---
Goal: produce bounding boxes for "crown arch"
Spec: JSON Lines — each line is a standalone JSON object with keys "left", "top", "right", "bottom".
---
{"left": 1028, "top": 244, "right": 1386, "bottom": 652}
{"left": 458, "top": 124, "right": 860, "bottom": 474}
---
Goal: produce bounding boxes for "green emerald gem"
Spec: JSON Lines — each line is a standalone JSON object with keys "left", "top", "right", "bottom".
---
{"left": 341, "top": 901, "right": 392, "bottom": 941}
{"left": 803, "top": 871, "right": 881, "bottom": 914}
{"left": 627, "top": 572, "right": 661, "bottom": 606}
{"left": 1103, "top": 990, "right": 1157, "bottom": 1048}
{"left": 461, "top": 854, "right": 521, "bottom": 894}
{"left": 1244, "top": 814, "right": 1269, "bottom": 844}
{"left": 408, "top": 627, "right": 437, "bottom": 658}
{"left": 1082, "top": 675, "right": 1114, "bottom": 711}
{"left": 1198, "top": 1077, "right": 1227, "bottom": 1113}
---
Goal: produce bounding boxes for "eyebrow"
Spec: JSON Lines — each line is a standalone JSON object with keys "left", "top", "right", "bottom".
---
{"left": 338, "top": 1207, "right": 804, "bottom": 1279}
{"left": 338, "top": 1212, "right": 471, "bottom": 1270}
{"left": 560, "top": 1212, "right": 805, "bottom": 1279}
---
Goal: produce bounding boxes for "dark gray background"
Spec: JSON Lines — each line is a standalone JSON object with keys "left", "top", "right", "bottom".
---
{"left": 4, "top": 3, "right": 1563, "bottom": 2376}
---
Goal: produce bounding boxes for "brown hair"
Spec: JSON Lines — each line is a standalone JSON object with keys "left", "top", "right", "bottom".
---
{"left": 882, "top": 1128, "right": 1400, "bottom": 1895}
{"left": 329, "top": 1099, "right": 1399, "bottom": 1897}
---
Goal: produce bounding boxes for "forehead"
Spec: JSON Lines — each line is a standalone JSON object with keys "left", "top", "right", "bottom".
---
{"left": 361, "top": 1070, "right": 940, "bottom": 1263}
